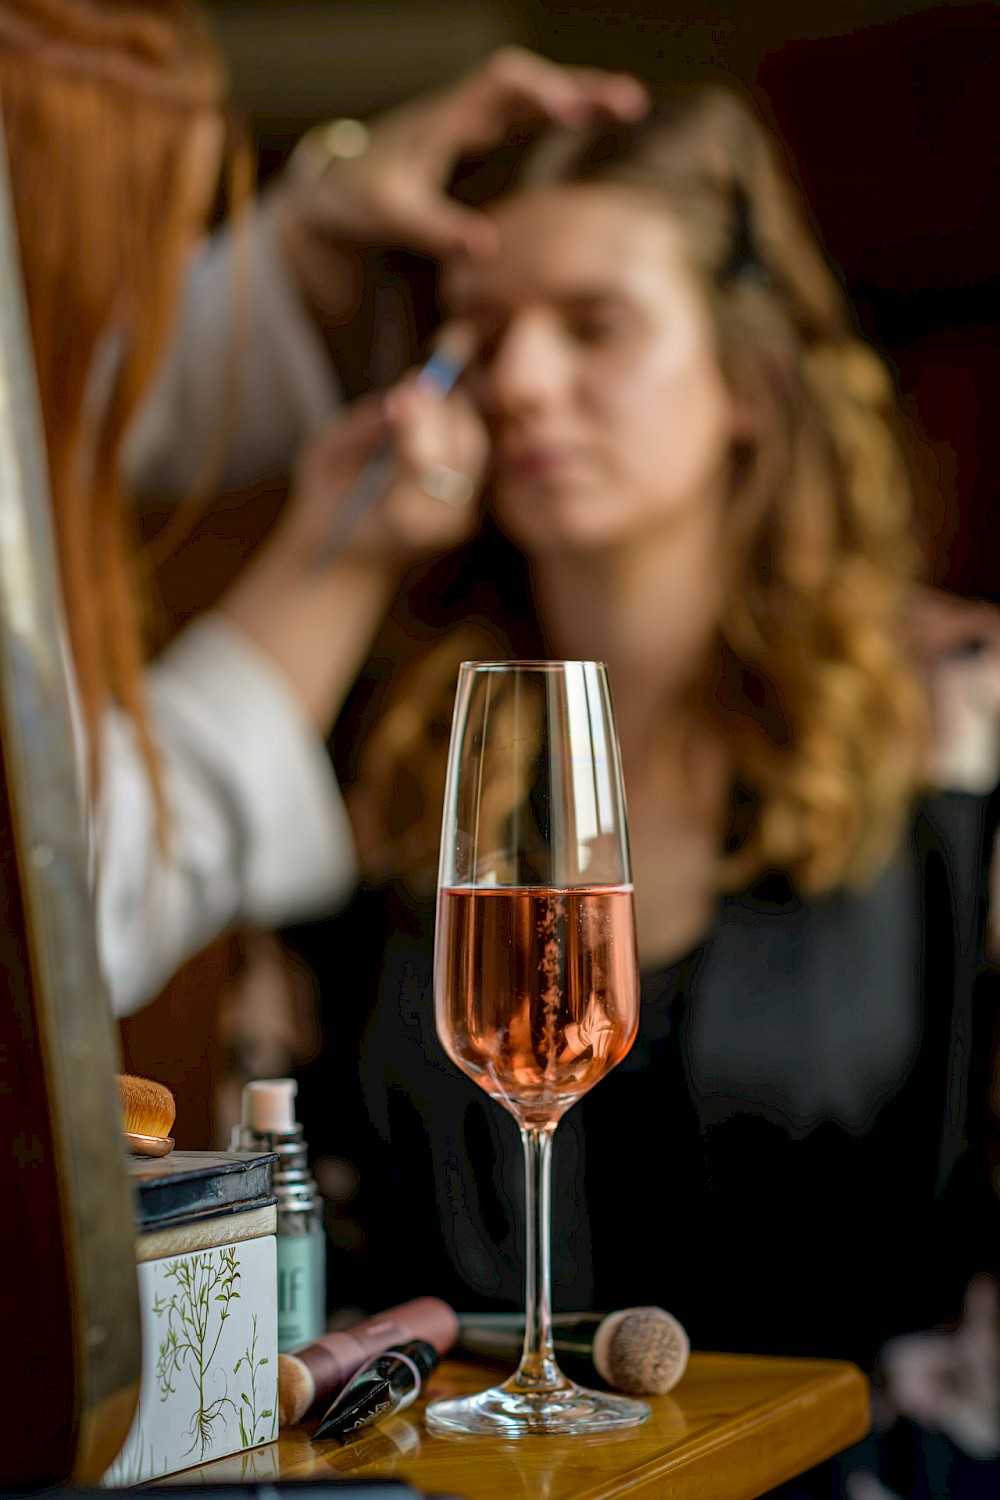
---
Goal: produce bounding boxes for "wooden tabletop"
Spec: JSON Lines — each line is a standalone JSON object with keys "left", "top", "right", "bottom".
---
{"left": 167, "top": 1351, "right": 870, "bottom": 1499}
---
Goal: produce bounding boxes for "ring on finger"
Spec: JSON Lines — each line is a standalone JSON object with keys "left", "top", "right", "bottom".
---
{"left": 418, "top": 464, "right": 476, "bottom": 507}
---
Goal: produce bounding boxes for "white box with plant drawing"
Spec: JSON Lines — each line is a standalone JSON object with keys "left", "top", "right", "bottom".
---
{"left": 103, "top": 1152, "right": 279, "bottom": 1486}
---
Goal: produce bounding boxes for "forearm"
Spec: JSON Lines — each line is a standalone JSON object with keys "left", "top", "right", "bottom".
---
{"left": 218, "top": 545, "right": 398, "bottom": 735}
{"left": 214, "top": 365, "right": 486, "bottom": 734}
{"left": 97, "top": 616, "right": 358, "bottom": 1016}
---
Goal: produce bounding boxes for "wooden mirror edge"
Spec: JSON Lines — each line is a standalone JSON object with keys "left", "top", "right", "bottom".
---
{"left": 0, "top": 107, "right": 141, "bottom": 1484}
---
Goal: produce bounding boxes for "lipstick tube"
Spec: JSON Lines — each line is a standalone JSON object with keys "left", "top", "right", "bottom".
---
{"left": 277, "top": 1296, "right": 458, "bottom": 1426}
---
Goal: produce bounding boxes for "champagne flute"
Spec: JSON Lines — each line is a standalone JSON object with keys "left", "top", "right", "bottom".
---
{"left": 425, "top": 661, "right": 648, "bottom": 1437}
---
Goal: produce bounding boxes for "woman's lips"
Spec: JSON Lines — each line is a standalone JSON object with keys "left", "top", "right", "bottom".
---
{"left": 498, "top": 447, "right": 586, "bottom": 484}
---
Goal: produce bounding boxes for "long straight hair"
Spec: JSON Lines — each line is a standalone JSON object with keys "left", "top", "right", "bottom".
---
{"left": 0, "top": 0, "right": 226, "bottom": 814}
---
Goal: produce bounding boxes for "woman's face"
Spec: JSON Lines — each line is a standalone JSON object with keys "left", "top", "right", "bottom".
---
{"left": 444, "top": 183, "right": 738, "bottom": 557}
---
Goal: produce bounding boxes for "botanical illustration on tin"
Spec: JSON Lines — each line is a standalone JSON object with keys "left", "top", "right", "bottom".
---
{"left": 103, "top": 1235, "right": 278, "bottom": 1487}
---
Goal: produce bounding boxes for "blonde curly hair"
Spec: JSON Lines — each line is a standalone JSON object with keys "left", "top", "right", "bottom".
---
{"left": 350, "top": 84, "right": 928, "bottom": 900}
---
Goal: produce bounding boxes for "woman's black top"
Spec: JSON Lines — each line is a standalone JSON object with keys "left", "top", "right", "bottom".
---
{"left": 291, "top": 788, "right": 1000, "bottom": 1372}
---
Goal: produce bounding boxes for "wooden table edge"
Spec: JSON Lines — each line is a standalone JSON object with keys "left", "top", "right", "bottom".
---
{"left": 164, "top": 1352, "right": 872, "bottom": 1500}
{"left": 573, "top": 1358, "right": 871, "bottom": 1500}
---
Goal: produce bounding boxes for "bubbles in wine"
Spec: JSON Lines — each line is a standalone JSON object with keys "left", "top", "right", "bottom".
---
{"left": 434, "top": 884, "right": 639, "bottom": 1128}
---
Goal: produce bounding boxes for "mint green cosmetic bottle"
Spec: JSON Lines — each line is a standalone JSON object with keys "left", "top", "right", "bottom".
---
{"left": 232, "top": 1078, "right": 326, "bottom": 1351}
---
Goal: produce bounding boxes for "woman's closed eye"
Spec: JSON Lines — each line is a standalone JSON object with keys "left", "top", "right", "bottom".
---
{"left": 453, "top": 294, "right": 640, "bottom": 369}
{"left": 561, "top": 295, "right": 640, "bottom": 346}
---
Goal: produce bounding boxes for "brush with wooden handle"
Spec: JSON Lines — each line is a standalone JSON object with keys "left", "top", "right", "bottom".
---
{"left": 457, "top": 1306, "right": 690, "bottom": 1395}
{"left": 116, "top": 1073, "right": 176, "bottom": 1157}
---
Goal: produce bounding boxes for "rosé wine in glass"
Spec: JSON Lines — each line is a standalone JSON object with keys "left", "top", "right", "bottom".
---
{"left": 425, "top": 661, "right": 648, "bottom": 1438}
{"left": 435, "top": 883, "right": 639, "bottom": 1129}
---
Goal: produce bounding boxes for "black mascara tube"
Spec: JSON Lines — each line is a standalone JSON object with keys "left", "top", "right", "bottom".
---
{"left": 314, "top": 1338, "right": 440, "bottom": 1444}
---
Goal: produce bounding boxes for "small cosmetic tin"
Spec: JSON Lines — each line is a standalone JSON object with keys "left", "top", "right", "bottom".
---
{"left": 103, "top": 1151, "right": 279, "bottom": 1487}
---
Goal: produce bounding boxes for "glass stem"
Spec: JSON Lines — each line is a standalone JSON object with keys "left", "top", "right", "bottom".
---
{"left": 513, "top": 1125, "right": 566, "bottom": 1391}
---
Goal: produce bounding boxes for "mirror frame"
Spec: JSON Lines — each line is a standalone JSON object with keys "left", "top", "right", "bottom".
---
{"left": 0, "top": 112, "right": 140, "bottom": 1482}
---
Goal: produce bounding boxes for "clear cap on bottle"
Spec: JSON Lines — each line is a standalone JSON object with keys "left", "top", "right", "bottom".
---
{"left": 241, "top": 1077, "right": 298, "bottom": 1134}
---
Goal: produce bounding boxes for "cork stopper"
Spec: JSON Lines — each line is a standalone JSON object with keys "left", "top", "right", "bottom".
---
{"left": 591, "top": 1306, "right": 690, "bottom": 1395}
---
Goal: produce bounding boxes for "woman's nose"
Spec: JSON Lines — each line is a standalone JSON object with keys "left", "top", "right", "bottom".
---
{"left": 479, "top": 314, "right": 568, "bottom": 418}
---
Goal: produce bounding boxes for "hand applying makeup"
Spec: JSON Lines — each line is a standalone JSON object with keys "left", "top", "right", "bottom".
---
{"left": 310, "top": 320, "right": 481, "bottom": 567}
{"left": 218, "top": 355, "right": 486, "bottom": 736}
{"left": 271, "top": 47, "right": 649, "bottom": 327}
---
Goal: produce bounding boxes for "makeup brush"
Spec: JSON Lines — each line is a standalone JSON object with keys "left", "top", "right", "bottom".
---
{"left": 116, "top": 1073, "right": 176, "bottom": 1157}
{"left": 312, "top": 319, "right": 477, "bottom": 567}
{"left": 278, "top": 1296, "right": 459, "bottom": 1427}
{"left": 458, "top": 1305, "right": 690, "bottom": 1396}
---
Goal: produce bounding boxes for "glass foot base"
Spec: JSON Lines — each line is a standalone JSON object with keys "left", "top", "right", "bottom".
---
{"left": 425, "top": 1379, "right": 651, "bottom": 1437}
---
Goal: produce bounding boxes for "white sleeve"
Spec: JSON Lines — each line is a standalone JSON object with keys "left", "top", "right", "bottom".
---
{"left": 123, "top": 201, "right": 341, "bottom": 501}
{"left": 96, "top": 613, "right": 357, "bottom": 1017}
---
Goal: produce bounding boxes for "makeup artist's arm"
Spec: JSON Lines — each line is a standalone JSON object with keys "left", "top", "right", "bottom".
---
{"left": 218, "top": 377, "right": 485, "bottom": 729}
{"left": 97, "top": 386, "right": 485, "bottom": 1016}
{"left": 124, "top": 48, "right": 646, "bottom": 503}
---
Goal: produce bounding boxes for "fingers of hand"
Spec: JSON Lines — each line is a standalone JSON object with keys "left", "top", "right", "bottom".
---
{"left": 961, "top": 1271, "right": 1000, "bottom": 1330}
{"left": 301, "top": 395, "right": 387, "bottom": 489}
{"left": 563, "top": 65, "right": 649, "bottom": 122}
{"left": 307, "top": 136, "right": 493, "bottom": 259}
{"left": 379, "top": 383, "right": 487, "bottom": 549}
{"left": 380, "top": 192, "right": 495, "bottom": 260}
{"left": 455, "top": 47, "right": 648, "bottom": 139}
{"left": 296, "top": 50, "right": 647, "bottom": 261}
{"left": 882, "top": 1332, "right": 961, "bottom": 1423}
{"left": 385, "top": 380, "right": 487, "bottom": 478}
{"left": 418, "top": 465, "right": 476, "bottom": 506}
